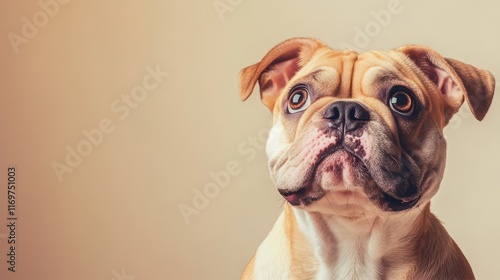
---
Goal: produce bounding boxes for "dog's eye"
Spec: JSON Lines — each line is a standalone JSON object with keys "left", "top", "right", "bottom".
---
{"left": 389, "top": 89, "right": 414, "bottom": 116}
{"left": 288, "top": 86, "right": 311, "bottom": 113}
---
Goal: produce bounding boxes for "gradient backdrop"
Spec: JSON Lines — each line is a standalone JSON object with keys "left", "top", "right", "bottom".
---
{"left": 1, "top": 0, "right": 499, "bottom": 279}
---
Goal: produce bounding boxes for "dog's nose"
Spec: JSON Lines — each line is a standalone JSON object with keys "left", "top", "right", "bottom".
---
{"left": 323, "top": 101, "right": 370, "bottom": 132}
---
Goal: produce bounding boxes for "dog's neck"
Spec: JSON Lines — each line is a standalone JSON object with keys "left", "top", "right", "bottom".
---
{"left": 289, "top": 203, "right": 433, "bottom": 279}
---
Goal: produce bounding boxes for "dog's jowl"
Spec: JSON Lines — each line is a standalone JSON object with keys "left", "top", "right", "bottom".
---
{"left": 238, "top": 38, "right": 494, "bottom": 280}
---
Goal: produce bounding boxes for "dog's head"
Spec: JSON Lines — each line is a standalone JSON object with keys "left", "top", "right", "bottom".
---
{"left": 239, "top": 38, "right": 494, "bottom": 216}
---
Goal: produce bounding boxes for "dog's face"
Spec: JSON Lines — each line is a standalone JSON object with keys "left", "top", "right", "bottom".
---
{"left": 239, "top": 38, "right": 494, "bottom": 216}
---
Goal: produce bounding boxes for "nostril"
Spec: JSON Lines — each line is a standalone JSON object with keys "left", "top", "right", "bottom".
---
{"left": 324, "top": 106, "right": 341, "bottom": 120}
{"left": 348, "top": 104, "right": 370, "bottom": 121}
{"left": 332, "top": 107, "right": 340, "bottom": 119}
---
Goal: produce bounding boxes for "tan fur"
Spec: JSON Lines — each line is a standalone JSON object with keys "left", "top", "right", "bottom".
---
{"left": 241, "top": 256, "right": 255, "bottom": 280}
{"left": 406, "top": 204, "right": 474, "bottom": 279}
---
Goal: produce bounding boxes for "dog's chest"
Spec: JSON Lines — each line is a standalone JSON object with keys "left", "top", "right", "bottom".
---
{"left": 295, "top": 212, "right": 382, "bottom": 279}
{"left": 322, "top": 236, "right": 380, "bottom": 280}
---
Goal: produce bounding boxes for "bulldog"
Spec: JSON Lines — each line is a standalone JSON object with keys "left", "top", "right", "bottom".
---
{"left": 238, "top": 38, "right": 495, "bottom": 280}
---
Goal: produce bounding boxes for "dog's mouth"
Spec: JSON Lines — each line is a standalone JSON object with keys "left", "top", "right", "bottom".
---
{"left": 279, "top": 146, "right": 422, "bottom": 211}
{"left": 280, "top": 186, "right": 420, "bottom": 211}
{"left": 278, "top": 147, "right": 367, "bottom": 206}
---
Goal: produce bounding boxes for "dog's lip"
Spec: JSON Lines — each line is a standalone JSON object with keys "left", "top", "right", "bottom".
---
{"left": 279, "top": 188, "right": 305, "bottom": 206}
{"left": 383, "top": 192, "right": 421, "bottom": 211}
{"left": 279, "top": 188, "right": 324, "bottom": 206}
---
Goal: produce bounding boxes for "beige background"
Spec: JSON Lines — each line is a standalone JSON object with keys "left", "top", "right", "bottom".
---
{"left": 0, "top": 0, "right": 499, "bottom": 279}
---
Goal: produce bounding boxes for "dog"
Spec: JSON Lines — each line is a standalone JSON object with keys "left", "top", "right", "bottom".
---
{"left": 238, "top": 38, "right": 495, "bottom": 280}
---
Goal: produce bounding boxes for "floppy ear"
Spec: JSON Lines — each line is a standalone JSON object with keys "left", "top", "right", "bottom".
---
{"left": 239, "top": 38, "right": 324, "bottom": 110}
{"left": 397, "top": 46, "right": 495, "bottom": 123}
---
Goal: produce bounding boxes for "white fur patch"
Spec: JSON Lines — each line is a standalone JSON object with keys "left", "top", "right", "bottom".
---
{"left": 265, "top": 117, "right": 289, "bottom": 162}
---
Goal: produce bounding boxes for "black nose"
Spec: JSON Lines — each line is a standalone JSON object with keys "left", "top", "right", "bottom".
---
{"left": 323, "top": 101, "right": 370, "bottom": 132}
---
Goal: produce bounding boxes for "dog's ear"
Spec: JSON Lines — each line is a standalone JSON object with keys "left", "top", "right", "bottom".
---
{"left": 397, "top": 46, "right": 495, "bottom": 123}
{"left": 239, "top": 38, "right": 324, "bottom": 110}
